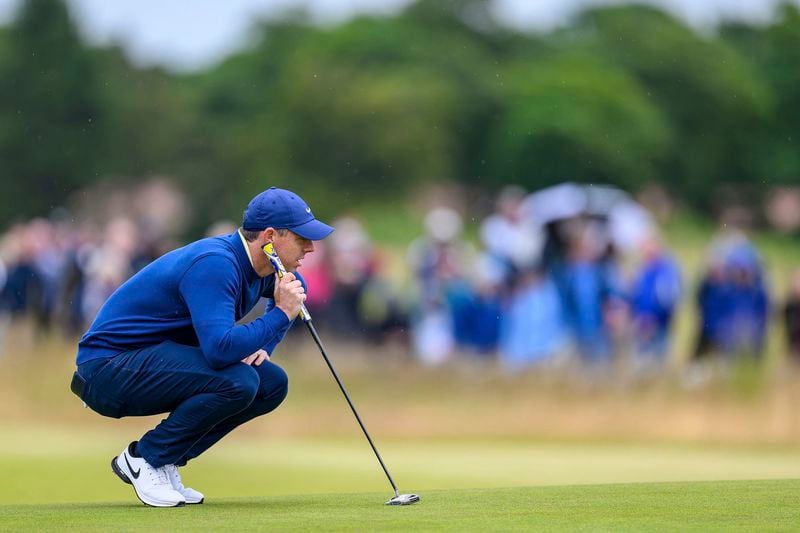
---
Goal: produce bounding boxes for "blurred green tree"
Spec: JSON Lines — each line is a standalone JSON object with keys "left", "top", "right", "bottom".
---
{"left": 487, "top": 53, "right": 670, "bottom": 191}
{"left": 272, "top": 17, "right": 492, "bottom": 207}
{"left": 178, "top": 16, "right": 318, "bottom": 225}
{"left": 1, "top": 0, "right": 798, "bottom": 231}
{"left": 91, "top": 46, "right": 195, "bottom": 183}
{"left": 721, "top": 3, "right": 800, "bottom": 186}
{"left": 0, "top": 0, "right": 106, "bottom": 224}
{"left": 569, "top": 5, "right": 772, "bottom": 208}
{"left": 187, "top": 7, "right": 502, "bottom": 219}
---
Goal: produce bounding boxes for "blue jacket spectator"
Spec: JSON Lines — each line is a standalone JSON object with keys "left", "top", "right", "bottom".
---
{"left": 630, "top": 236, "right": 681, "bottom": 359}
{"left": 717, "top": 246, "right": 769, "bottom": 357}
{"left": 694, "top": 267, "right": 728, "bottom": 359}
{"left": 499, "top": 270, "right": 567, "bottom": 370}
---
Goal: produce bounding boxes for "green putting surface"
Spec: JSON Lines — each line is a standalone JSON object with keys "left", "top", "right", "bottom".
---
{"left": 1, "top": 481, "right": 798, "bottom": 531}
{"left": 3, "top": 339, "right": 800, "bottom": 530}
{"left": 1, "top": 425, "right": 800, "bottom": 530}
{"left": 3, "top": 425, "right": 800, "bottom": 505}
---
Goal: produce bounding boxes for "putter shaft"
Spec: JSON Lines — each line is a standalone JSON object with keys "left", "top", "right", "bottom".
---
{"left": 263, "top": 241, "right": 403, "bottom": 498}
{"left": 304, "top": 320, "right": 400, "bottom": 497}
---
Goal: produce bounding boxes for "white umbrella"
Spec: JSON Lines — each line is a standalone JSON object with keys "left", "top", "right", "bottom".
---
{"left": 522, "top": 182, "right": 654, "bottom": 252}
{"left": 521, "top": 183, "right": 586, "bottom": 226}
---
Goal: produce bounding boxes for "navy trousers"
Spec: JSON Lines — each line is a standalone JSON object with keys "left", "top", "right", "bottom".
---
{"left": 78, "top": 341, "right": 288, "bottom": 468}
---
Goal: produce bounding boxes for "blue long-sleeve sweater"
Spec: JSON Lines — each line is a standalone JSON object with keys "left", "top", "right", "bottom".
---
{"left": 77, "top": 232, "right": 298, "bottom": 369}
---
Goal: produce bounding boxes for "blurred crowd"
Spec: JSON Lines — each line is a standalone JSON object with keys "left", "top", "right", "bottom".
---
{"left": 2, "top": 182, "right": 800, "bottom": 379}
{"left": 0, "top": 180, "right": 187, "bottom": 344}
{"left": 400, "top": 185, "right": 783, "bottom": 378}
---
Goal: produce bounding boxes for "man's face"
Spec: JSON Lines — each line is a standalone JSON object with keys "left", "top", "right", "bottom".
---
{"left": 271, "top": 229, "right": 315, "bottom": 272}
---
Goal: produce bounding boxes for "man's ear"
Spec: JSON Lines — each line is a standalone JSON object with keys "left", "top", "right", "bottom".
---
{"left": 261, "top": 227, "right": 275, "bottom": 243}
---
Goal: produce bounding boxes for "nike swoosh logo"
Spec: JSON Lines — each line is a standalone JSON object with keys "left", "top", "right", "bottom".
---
{"left": 124, "top": 453, "right": 141, "bottom": 479}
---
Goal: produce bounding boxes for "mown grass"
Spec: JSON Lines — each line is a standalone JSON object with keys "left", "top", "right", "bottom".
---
{"left": 1, "top": 480, "right": 798, "bottom": 531}
{"left": 3, "top": 423, "right": 800, "bottom": 507}
{"left": 1, "top": 338, "right": 799, "bottom": 531}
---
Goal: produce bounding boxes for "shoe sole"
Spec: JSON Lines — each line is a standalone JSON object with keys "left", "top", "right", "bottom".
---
{"left": 111, "top": 457, "right": 186, "bottom": 508}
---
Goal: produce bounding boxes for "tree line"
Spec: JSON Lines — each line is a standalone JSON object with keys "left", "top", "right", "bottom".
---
{"left": 1, "top": 0, "right": 799, "bottom": 233}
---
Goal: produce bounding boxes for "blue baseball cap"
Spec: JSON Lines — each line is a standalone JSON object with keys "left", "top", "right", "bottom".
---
{"left": 242, "top": 187, "right": 334, "bottom": 241}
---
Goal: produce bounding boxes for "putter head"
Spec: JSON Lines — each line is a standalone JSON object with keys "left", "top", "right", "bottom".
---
{"left": 385, "top": 493, "right": 420, "bottom": 506}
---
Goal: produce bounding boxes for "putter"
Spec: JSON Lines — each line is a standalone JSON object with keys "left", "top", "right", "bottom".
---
{"left": 263, "top": 242, "right": 420, "bottom": 506}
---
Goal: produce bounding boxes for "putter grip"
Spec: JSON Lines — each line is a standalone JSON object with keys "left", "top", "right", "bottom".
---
{"left": 262, "top": 243, "right": 311, "bottom": 322}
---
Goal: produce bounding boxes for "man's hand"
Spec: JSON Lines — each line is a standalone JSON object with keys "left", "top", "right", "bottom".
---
{"left": 241, "top": 349, "right": 270, "bottom": 366}
{"left": 274, "top": 271, "right": 306, "bottom": 320}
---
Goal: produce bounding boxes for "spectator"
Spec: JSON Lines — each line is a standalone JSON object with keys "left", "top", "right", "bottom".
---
{"left": 479, "top": 185, "right": 542, "bottom": 281}
{"left": 629, "top": 232, "right": 681, "bottom": 365}
{"left": 324, "top": 216, "right": 376, "bottom": 338}
{"left": 355, "top": 267, "right": 410, "bottom": 345}
{"left": 693, "top": 258, "right": 727, "bottom": 360}
{"left": 783, "top": 270, "right": 800, "bottom": 365}
{"left": 297, "top": 238, "right": 334, "bottom": 316}
{"left": 0, "top": 223, "right": 46, "bottom": 322}
{"left": 408, "top": 207, "right": 475, "bottom": 364}
{"left": 499, "top": 267, "right": 568, "bottom": 371}
{"left": 0, "top": 250, "right": 7, "bottom": 354}
{"left": 81, "top": 217, "right": 139, "bottom": 325}
{"left": 718, "top": 244, "right": 769, "bottom": 358}
{"left": 694, "top": 236, "right": 769, "bottom": 360}
{"left": 53, "top": 223, "right": 95, "bottom": 335}
{"left": 556, "top": 221, "right": 616, "bottom": 364}
{"left": 449, "top": 253, "right": 504, "bottom": 356}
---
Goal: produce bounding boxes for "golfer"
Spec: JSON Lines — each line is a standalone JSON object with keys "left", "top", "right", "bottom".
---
{"left": 70, "top": 187, "right": 333, "bottom": 507}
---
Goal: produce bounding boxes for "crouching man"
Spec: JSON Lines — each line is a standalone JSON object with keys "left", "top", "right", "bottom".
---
{"left": 70, "top": 187, "right": 333, "bottom": 507}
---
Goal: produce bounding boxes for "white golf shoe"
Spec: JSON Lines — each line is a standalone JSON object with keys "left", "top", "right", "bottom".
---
{"left": 164, "top": 465, "right": 205, "bottom": 504}
{"left": 111, "top": 443, "right": 186, "bottom": 507}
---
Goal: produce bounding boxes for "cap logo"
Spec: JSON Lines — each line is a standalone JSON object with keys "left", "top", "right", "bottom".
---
{"left": 306, "top": 207, "right": 311, "bottom": 213}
